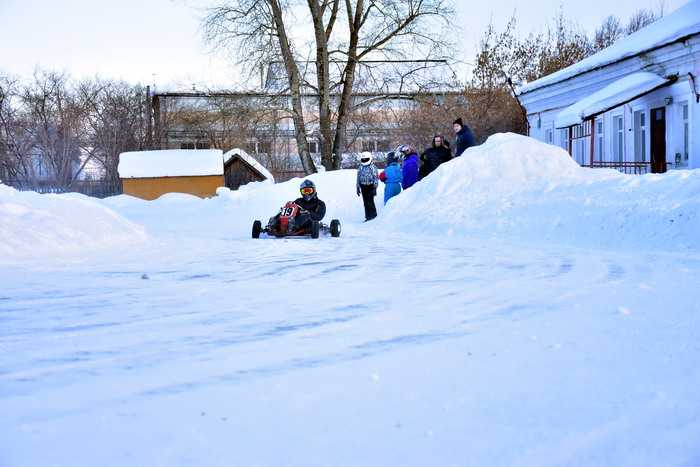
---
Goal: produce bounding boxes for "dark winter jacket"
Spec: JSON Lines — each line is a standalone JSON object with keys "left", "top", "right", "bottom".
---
{"left": 454, "top": 125, "right": 476, "bottom": 157}
{"left": 294, "top": 196, "right": 326, "bottom": 221}
{"left": 401, "top": 153, "right": 419, "bottom": 189}
{"left": 421, "top": 145, "right": 452, "bottom": 177}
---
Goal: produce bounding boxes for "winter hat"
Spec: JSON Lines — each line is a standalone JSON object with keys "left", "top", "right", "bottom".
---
{"left": 386, "top": 151, "right": 398, "bottom": 164}
{"left": 453, "top": 117, "right": 464, "bottom": 127}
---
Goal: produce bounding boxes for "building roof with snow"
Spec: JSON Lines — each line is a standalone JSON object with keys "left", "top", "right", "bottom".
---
{"left": 553, "top": 72, "right": 675, "bottom": 128}
{"left": 519, "top": 0, "right": 700, "bottom": 95}
{"left": 118, "top": 150, "right": 224, "bottom": 179}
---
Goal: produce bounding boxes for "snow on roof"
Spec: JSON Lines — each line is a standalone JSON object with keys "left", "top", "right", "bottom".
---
{"left": 223, "top": 148, "right": 275, "bottom": 182}
{"left": 118, "top": 150, "right": 224, "bottom": 178}
{"left": 554, "top": 72, "right": 672, "bottom": 128}
{"left": 519, "top": 0, "right": 700, "bottom": 94}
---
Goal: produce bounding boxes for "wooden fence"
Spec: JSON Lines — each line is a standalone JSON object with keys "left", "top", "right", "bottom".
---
{"left": 2, "top": 179, "right": 123, "bottom": 198}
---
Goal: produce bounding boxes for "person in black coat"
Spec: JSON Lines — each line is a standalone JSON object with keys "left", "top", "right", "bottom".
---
{"left": 453, "top": 117, "right": 476, "bottom": 157}
{"left": 293, "top": 179, "right": 326, "bottom": 228}
{"left": 420, "top": 134, "right": 452, "bottom": 179}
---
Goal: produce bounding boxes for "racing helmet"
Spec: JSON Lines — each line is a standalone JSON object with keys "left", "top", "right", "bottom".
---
{"left": 299, "top": 179, "right": 317, "bottom": 201}
{"left": 359, "top": 151, "right": 373, "bottom": 166}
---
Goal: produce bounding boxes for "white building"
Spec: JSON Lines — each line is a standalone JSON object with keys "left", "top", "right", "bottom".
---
{"left": 519, "top": 0, "right": 700, "bottom": 173}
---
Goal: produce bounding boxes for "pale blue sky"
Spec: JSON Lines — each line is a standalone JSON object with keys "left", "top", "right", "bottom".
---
{"left": 0, "top": 0, "right": 689, "bottom": 88}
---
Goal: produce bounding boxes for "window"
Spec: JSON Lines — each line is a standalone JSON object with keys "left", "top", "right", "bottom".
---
{"left": 196, "top": 141, "right": 210, "bottom": 150}
{"left": 180, "top": 142, "right": 195, "bottom": 150}
{"left": 308, "top": 141, "right": 319, "bottom": 154}
{"left": 545, "top": 128, "right": 553, "bottom": 145}
{"left": 574, "top": 139, "right": 585, "bottom": 165}
{"left": 683, "top": 103, "right": 689, "bottom": 165}
{"left": 634, "top": 110, "right": 646, "bottom": 162}
{"left": 595, "top": 118, "right": 604, "bottom": 162}
{"left": 361, "top": 140, "right": 375, "bottom": 153}
{"left": 559, "top": 128, "right": 569, "bottom": 152}
{"left": 257, "top": 141, "right": 272, "bottom": 155}
{"left": 613, "top": 115, "right": 624, "bottom": 162}
{"left": 377, "top": 140, "right": 392, "bottom": 152}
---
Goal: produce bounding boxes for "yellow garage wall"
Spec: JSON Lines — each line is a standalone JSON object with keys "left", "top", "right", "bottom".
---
{"left": 121, "top": 175, "right": 224, "bottom": 200}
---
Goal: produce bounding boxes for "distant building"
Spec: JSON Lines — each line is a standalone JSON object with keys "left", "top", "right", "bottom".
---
{"left": 519, "top": 1, "right": 700, "bottom": 173}
{"left": 118, "top": 149, "right": 224, "bottom": 200}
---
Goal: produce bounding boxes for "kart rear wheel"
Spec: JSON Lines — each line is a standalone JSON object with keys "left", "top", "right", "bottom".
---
{"left": 330, "top": 219, "right": 341, "bottom": 238}
{"left": 252, "top": 220, "right": 262, "bottom": 239}
{"left": 311, "top": 220, "right": 320, "bottom": 239}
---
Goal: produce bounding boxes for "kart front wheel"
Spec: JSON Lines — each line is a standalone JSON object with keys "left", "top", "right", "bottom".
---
{"left": 252, "top": 220, "right": 262, "bottom": 239}
{"left": 311, "top": 220, "right": 320, "bottom": 239}
{"left": 330, "top": 219, "right": 341, "bottom": 238}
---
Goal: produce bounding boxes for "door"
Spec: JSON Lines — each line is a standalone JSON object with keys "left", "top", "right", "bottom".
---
{"left": 650, "top": 107, "right": 666, "bottom": 173}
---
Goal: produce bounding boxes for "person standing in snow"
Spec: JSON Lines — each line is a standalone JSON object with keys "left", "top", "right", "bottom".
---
{"left": 379, "top": 151, "right": 402, "bottom": 204}
{"left": 356, "top": 151, "right": 379, "bottom": 221}
{"left": 453, "top": 117, "right": 476, "bottom": 157}
{"left": 399, "top": 144, "right": 419, "bottom": 190}
{"left": 420, "top": 135, "right": 452, "bottom": 179}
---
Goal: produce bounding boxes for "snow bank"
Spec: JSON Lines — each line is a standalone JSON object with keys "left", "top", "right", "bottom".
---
{"left": 0, "top": 184, "right": 146, "bottom": 263}
{"left": 104, "top": 171, "right": 372, "bottom": 239}
{"left": 379, "top": 133, "right": 700, "bottom": 251}
{"left": 519, "top": 0, "right": 700, "bottom": 93}
{"left": 118, "top": 149, "right": 224, "bottom": 178}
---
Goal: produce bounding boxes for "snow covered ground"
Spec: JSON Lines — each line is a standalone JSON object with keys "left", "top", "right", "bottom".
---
{"left": 2, "top": 134, "right": 700, "bottom": 467}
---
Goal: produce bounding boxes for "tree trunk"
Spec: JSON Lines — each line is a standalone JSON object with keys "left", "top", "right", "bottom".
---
{"left": 307, "top": 0, "right": 334, "bottom": 171}
{"left": 269, "top": 0, "right": 316, "bottom": 175}
{"left": 331, "top": 0, "right": 363, "bottom": 170}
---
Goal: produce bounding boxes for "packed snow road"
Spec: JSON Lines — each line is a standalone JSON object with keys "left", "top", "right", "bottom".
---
{"left": 2, "top": 134, "right": 700, "bottom": 466}
{"left": 2, "top": 230, "right": 700, "bottom": 467}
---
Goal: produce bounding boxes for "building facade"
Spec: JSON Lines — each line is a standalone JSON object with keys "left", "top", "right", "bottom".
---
{"left": 519, "top": 1, "right": 700, "bottom": 173}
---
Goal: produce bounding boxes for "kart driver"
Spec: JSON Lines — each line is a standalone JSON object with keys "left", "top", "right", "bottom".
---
{"left": 293, "top": 179, "right": 326, "bottom": 229}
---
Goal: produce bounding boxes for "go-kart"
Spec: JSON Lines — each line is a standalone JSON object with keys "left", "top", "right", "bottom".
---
{"left": 252, "top": 201, "right": 341, "bottom": 239}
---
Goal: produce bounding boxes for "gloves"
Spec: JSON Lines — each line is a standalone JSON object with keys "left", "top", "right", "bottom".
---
{"left": 356, "top": 186, "right": 361, "bottom": 197}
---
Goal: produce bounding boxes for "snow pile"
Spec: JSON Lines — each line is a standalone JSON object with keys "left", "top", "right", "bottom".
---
{"left": 0, "top": 184, "right": 146, "bottom": 263}
{"left": 118, "top": 149, "right": 224, "bottom": 178}
{"left": 380, "top": 133, "right": 700, "bottom": 251}
{"left": 554, "top": 72, "right": 670, "bottom": 128}
{"left": 104, "top": 170, "right": 371, "bottom": 239}
{"left": 519, "top": 0, "right": 700, "bottom": 93}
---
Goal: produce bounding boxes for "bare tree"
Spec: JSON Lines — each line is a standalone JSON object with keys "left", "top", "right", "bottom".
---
{"left": 78, "top": 79, "right": 148, "bottom": 184}
{"left": 0, "top": 75, "right": 34, "bottom": 181}
{"left": 626, "top": 8, "right": 659, "bottom": 34}
{"left": 203, "top": 0, "right": 454, "bottom": 173}
{"left": 594, "top": 15, "right": 623, "bottom": 51}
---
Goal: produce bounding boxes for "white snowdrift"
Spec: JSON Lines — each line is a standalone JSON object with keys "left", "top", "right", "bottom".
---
{"left": 0, "top": 184, "right": 146, "bottom": 263}
{"left": 103, "top": 170, "right": 374, "bottom": 239}
{"left": 379, "top": 133, "right": 700, "bottom": 251}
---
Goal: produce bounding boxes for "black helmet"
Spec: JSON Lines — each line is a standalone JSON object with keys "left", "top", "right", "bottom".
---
{"left": 386, "top": 151, "right": 398, "bottom": 165}
{"left": 299, "top": 179, "right": 317, "bottom": 201}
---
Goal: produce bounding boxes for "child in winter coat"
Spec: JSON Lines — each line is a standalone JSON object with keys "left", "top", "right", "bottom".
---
{"left": 356, "top": 151, "right": 379, "bottom": 221}
{"left": 379, "top": 151, "right": 402, "bottom": 204}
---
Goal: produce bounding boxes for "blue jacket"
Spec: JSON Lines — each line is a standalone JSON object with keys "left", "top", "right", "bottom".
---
{"left": 381, "top": 162, "right": 402, "bottom": 184}
{"left": 454, "top": 125, "right": 476, "bottom": 157}
{"left": 402, "top": 153, "right": 419, "bottom": 189}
